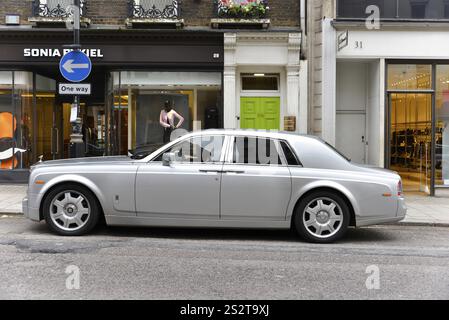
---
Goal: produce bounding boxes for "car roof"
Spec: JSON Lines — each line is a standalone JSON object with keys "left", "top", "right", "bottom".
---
{"left": 185, "top": 129, "right": 321, "bottom": 142}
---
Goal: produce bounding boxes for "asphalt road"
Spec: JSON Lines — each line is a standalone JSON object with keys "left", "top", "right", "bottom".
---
{"left": 0, "top": 215, "right": 449, "bottom": 300}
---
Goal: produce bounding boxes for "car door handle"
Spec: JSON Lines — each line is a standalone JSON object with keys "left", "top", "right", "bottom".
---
{"left": 222, "top": 170, "right": 245, "bottom": 174}
{"left": 199, "top": 169, "right": 222, "bottom": 173}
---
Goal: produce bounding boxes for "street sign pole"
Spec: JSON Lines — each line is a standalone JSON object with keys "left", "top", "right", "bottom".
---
{"left": 69, "top": 0, "right": 84, "bottom": 158}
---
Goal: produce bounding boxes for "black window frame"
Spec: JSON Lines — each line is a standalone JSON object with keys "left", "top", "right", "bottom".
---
{"left": 336, "top": 0, "right": 449, "bottom": 21}
{"left": 279, "top": 140, "right": 302, "bottom": 166}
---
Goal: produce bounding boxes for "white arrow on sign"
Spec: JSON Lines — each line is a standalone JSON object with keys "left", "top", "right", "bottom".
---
{"left": 62, "top": 59, "right": 89, "bottom": 73}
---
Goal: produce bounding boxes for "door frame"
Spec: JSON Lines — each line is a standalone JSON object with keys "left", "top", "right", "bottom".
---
{"left": 386, "top": 89, "right": 435, "bottom": 195}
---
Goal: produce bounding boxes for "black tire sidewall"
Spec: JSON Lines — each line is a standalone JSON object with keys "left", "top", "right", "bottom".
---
{"left": 43, "top": 184, "right": 100, "bottom": 236}
{"left": 294, "top": 191, "right": 350, "bottom": 243}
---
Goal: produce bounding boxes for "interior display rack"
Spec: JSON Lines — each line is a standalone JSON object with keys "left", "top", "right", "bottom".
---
{"left": 390, "top": 121, "right": 443, "bottom": 170}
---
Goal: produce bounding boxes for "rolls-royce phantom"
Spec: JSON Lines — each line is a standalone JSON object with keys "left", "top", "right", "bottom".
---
{"left": 22, "top": 130, "right": 406, "bottom": 243}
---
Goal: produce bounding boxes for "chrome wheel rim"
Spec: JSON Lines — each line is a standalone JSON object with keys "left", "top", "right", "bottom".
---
{"left": 49, "top": 190, "right": 91, "bottom": 231}
{"left": 302, "top": 197, "right": 343, "bottom": 239}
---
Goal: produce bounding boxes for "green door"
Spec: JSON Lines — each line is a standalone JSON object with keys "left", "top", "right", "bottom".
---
{"left": 240, "top": 97, "right": 280, "bottom": 130}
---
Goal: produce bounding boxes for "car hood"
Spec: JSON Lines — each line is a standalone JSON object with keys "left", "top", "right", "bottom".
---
{"left": 32, "top": 156, "right": 131, "bottom": 168}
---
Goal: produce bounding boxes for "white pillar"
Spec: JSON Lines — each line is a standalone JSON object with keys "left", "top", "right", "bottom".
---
{"left": 224, "top": 33, "right": 237, "bottom": 129}
{"left": 285, "top": 33, "right": 302, "bottom": 133}
{"left": 322, "top": 18, "right": 336, "bottom": 145}
{"left": 379, "top": 58, "right": 386, "bottom": 167}
{"left": 299, "top": 60, "right": 308, "bottom": 134}
{"left": 286, "top": 66, "right": 300, "bottom": 126}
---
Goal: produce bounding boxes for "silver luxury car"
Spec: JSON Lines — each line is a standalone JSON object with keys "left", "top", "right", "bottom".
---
{"left": 22, "top": 130, "right": 406, "bottom": 243}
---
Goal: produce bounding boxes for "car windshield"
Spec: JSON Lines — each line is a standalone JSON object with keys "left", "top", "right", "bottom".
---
{"left": 128, "top": 143, "right": 166, "bottom": 160}
{"left": 323, "top": 141, "right": 351, "bottom": 162}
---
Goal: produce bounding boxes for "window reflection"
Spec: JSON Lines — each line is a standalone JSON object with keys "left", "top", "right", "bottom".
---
{"left": 436, "top": 65, "right": 449, "bottom": 186}
{"left": 155, "top": 135, "right": 225, "bottom": 163}
{"left": 110, "top": 71, "right": 223, "bottom": 155}
{"left": 388, "top": 64, "right": 432, "bottom": 90}
{"left": 0, "top": 71, "right": 34, "bottom": 170}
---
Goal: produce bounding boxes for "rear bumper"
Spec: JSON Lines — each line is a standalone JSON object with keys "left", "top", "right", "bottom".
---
{"left": 356, "top": 215, "right": 405, "bottom": 227}
{"left": 396, "top": 196, "right": 407, "bottom": 219}
{"left": 356, "top": 197, "right": 406, "bottom": 227}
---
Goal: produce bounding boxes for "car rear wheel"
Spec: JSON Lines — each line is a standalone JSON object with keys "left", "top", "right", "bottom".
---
{"left": 293, "top": 191, "right": 350, "bottom": 243}
{"left": 43, "top": 184, "right": 100, "bottom": 236}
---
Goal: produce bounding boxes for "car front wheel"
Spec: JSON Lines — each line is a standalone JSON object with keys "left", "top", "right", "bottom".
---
{"left": 293, "top": 191, "right": 350, "bottom": 243}
{"left": 43, "top": 184, "right": 100, "bottom": 236}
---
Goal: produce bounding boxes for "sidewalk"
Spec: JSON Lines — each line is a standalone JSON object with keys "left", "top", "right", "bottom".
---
{"left": 1, "top": 184, "right": 449, "bottom": 226}
{"left": 0, "top": 184, "right": 27, "bottom": 215}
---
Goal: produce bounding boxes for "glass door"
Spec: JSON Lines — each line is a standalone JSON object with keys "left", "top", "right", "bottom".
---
{"left": 83, "top": 103, "right": 106, "bottom": 157}
{"left": 35, "top": 75, "right": 57, "bottom": 161}
{"left": 57, "top": 102, "right": 72, "bottom": 159}
{"left": 389, "top": 93, "right": 432, "bottom": 193}
{"left": 35, "top": 74, "right": 73, "bottom": 161}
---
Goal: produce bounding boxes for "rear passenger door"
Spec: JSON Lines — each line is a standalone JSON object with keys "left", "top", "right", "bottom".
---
{"left": 220, "top": 136, "right": 292, "bottom": 220}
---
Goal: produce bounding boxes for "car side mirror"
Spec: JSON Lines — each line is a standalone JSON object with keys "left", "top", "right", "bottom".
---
{"left": 162, "top": 152, "right": 176, "bottom": 166}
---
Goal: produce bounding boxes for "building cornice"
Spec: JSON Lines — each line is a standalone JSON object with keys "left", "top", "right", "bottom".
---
{"left": 332, "top": 19, "right": 449, "bottom": 31}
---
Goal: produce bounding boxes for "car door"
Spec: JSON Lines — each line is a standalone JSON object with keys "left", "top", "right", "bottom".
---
{"left": 135, "top": 134, "right": 227, "bottom": 219}
{"left": 220, "top": 135, "right": 292, "bottom": 220}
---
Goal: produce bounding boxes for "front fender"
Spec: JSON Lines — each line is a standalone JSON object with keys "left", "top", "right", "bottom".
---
{"left": 35, "top": 174, "right": 105, "bottom": 218}
{"left": 286, "top": 180, "right": 360, "bottom": 221}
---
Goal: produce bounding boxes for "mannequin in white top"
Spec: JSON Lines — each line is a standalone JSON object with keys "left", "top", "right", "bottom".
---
{"left": 160, "top": 100, "right": 184, "bottom": 143}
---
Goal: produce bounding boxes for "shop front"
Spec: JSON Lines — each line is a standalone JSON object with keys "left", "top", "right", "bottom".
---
{"left": 387, "top": 63, "right": 449, "bottom": 193}
{"left": 0, "top": 31, "right": 223, "bottom": 182}
{"left": 324, "top": 21, "right": 449, "bottom": 195}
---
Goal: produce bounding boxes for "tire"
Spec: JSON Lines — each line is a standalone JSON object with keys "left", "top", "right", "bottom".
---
{"left": 293, "top": 190, "right": 350, "bottom": 243}
{"left": 42, "top": 183, "right": 101, "bottom": 236}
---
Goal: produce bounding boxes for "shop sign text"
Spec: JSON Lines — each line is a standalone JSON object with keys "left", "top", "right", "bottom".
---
{"left": 24, "top": 48, "right": 103, "bottom": 58}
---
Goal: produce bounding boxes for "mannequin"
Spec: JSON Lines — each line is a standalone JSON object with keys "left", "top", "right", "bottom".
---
{"left": 159, "top": 100, "right": 184, "bottom": 143}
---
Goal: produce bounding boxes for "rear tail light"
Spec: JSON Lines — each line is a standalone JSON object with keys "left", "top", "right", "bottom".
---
{"left": 397, "top": 180, "right": 403, "bottom": 196}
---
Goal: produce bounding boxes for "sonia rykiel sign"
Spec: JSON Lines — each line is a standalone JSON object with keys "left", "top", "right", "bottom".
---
{"left": 24, "top": 48, "right": 104, "bottom": 58}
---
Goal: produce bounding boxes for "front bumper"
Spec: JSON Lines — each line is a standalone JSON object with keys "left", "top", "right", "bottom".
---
{"left": 22, "top": 197, "right": 28, "bottom": 217}
{"left": 22, "top": 194, "right": 41, "bottom": 222}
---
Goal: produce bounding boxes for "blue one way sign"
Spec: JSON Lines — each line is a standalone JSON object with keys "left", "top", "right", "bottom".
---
{"left": 59, "top": 51, "right": 92, "bottom": 82}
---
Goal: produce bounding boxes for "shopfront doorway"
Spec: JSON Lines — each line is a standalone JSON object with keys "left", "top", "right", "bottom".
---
{"left": 388, "top": 92, "right": 432, "bottom": 193}
{"left": 387, "top": 64, "right": 434, "bottom": 194}
{"left": 33, "top": 70, "right": 107, "bottom": 162}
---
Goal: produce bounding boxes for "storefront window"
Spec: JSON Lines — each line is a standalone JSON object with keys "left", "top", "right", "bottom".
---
{"left": 0, "top": 71, "right": 33, "bottom": 171}
{"left": 436, "top": 65, "right": 449, "bottom": 186}
{"left": 389, "top": 92, "right": 432, "bottom": 193}
{"left": 337, "top": 0, "right": 449, "bottom": 20}
{"left": 35, "top": 74, "right": 56, "bottom": 162}
{"left": 110, "top": 71, "right": 223, "bottom": 155}
{"left": 388, "top": 64, "right": 432, "bottom": 90}
{"left": 0, "top": 71, "right": 14, "bottom": 170}
{"left": 388, "top": 63, "right": 449, "bottom": 194}
{"left": 14, "top": 72, "right": 33, "bottom": 168}
{"left": 388, "top": 64, "right": 434, "bottom": 193}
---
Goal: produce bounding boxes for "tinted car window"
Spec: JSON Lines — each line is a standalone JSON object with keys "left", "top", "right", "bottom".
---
{"left": 154, "top": 135, "right": 225, "bottom": 163}
{"left": 233, "top": 136, "right": 282, "bottom": 165}
{"left": 280, "top": 141, "right": 300, "bottom": 166}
